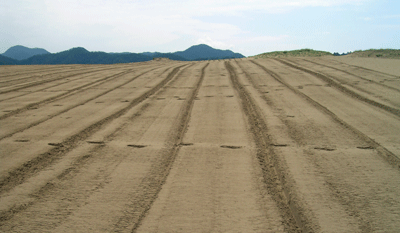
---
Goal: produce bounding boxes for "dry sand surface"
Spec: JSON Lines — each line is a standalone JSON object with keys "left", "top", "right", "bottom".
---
{"left": 328, "top": 56, "right": 400, "bottom": 77}
{"left": 1, "top": 57, "right": 400, "bottom": 232}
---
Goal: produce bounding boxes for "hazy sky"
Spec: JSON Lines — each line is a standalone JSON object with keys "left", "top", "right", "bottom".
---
{"left": 1, "top": 0, "right": 399, "bottom": 56}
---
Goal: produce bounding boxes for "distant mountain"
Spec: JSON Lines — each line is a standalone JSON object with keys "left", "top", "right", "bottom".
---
{"left": 173, "top": 44, "right": 245, "bottom": 60}
{"left": 1, "top": 44, "right": 245, "bottom": 65}
{"left": 2, "top": 45, "right": 50, "bottom": 60}
{"left": 19, "top": 47, "right": 153, "bottom": 65}
{"left": 0, "top": 54, "right": 18, "bottom": 65}
{"left": 140, "top": 52, "right": 158, "bottom": 57}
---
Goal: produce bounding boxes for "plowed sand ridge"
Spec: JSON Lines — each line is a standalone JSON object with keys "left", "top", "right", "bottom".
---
{"left": 1, "top": 57, "right": 399, "bottom": 232}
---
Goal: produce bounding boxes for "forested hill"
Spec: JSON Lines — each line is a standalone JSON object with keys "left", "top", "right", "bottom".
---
{"left": 174, "top": 44, "right": 245, "bottom": 60}
{"left": 0, "top": 44, "right": 246, "bottom": 65}
{"left": 0, "top": 54, "right": 19, "bottom": 65}
{"left": 2, "top": 45, "right": 50, "bottom": 60}
{"left": 18, "top": 47, "right": 154, "bottom": 65}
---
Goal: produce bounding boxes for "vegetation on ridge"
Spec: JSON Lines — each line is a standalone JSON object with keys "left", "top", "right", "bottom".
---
{"left": 253, "top": 48, "right": 400, "bottom": 59}
{"left": 2, "top": 45, "right": 50, "bottom": 60}
{"left": 253, "top": 49, "right": 332, "bottom": 58}
{"left": 1, "top": 44, "right": 245, "bottom": 65}
{"left": 347, "top": 49, "right": 400, "bottom": 59}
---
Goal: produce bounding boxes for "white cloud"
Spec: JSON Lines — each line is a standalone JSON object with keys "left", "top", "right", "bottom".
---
{"left": 196, "top": 36, "right": 234, "bottom": 50}
{"left": 382, "top": 14, "right": 400, "bottom": 19}
{"left": 1, "top": 0, "right": 373, "bottom": 54}
{"left": 39, "top": 0, "right": 370, "bottom": 22}
{"left": 231, "top": 35, "right": 292, "bottom": 56}
{"left": 132, "top": 0, "right": 368, "bottom": 16}
{"left": 34, "top": 0, "right": 246, "bottom": 52}
{"left": 240, "top": 35, "right": 290, "bottom": 43}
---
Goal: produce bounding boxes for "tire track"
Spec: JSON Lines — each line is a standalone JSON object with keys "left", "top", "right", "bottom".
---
{"left": 0, "top": 65, "right": 133, "bottom": 95}
{"left": 0, "top": 70, "right": 140, "bottom": 139}
{"left": 0, "top": 66, "right": 102, "bottom": 88}
{"left": 128, "top": 62, "right": 209, "bottom": 232}
{"left": 0, "top": 70, "right": 120, "bottom": 103}
{"left": 240, "top": 60, "right": 400, "bottom": 232}
{"left": 0, "top": 67, "right": 84, "bottom": 85}
{"left": 331, "top": 59, "right": 400, "bottom": 79}
{"left": 299, "top": 58, "right": 400, "bottom": 93}
{"left": 0, "top": 64, "right": 131, "bottom": 82}
{"left": 0, "top": 65, "right": 78, "bottom": 79}
{"left": 0, "top": 64, "right": 188, "bottom": 194}
{"left": 251, "top": 60, "right": 400, "bottom": 169}
{"left": 0, "top": 68, "right": 136, "bottom": 120}
{"left": 0, "top": 63, "right": 194, "bottom": 224}
{"left": 0, "top": 64, "right": 152, "bottom": 103}
{"left": 0, "top": 64, "right": 177, "bottom": 140}
{"left": 225, "top": 61, "right": 305, "bottom": 232}
{"left": 275, "top": 59, "right": 400, "bottom": 118}
{"left": 0, "top": 65, "right": 134, "bottom": 94}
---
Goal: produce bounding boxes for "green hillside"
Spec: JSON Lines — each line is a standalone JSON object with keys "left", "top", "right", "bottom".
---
{"left": 2, "top": 45, "right": 50, "bottom": 60}
{"left": 348, "top": 49, "right": 400, "bottom": 59}
{"left": 253, "top": 49, "right": 332, "bottom": 58}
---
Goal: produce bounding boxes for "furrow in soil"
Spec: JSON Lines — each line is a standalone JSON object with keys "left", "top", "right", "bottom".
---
{"left": 0, "top": 67, "right": 137, "bottom": 119}
{"left": 1, "top": 58, "right": 400, "bottom": 232}
{"left": 225, "top": 61, "right": 304, "bottom": 232}
{"left": 0, "top": 64, "right": 178, "bottom": 140}
{"left": 0, "top": 64, "right": 135, "bottom": 94}
{"left": 299, "top": 58, "right": 400, "bottom": 93}
{"left": 0, "top": 64, "right": 187, "bottom": 195}
{"left": 0, "top": 64, "right": 147, "bottom": 103}
{"left": 275, "top": 59, "right": 400, "bottom": 117}
{"left": 251, "top": 59, "right": 400, "bottom": 167}
{"left": 241, "top": 58, "right": 400, "bottom": 232}
{"left": 136, "top": 60, "right": 286, "bottom": 233}
{"left": 0, "top": 65, "right": 80, "bottom": 80}
{"left": 0, "top": 61, "right": 205, "bottom": 232}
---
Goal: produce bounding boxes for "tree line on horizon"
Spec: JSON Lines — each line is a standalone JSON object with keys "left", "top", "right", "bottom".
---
{"left": 0, "top": 45, "right": 245, "bottom": 65}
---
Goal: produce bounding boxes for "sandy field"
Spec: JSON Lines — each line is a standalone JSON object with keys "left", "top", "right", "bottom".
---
{"left": 1, "top": 57, "right": 399, "bottom": 232}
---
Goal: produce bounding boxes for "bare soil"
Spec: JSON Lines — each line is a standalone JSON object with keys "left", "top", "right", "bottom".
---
{"left": 1, "top": 58, "right": 400, "bottom": 232}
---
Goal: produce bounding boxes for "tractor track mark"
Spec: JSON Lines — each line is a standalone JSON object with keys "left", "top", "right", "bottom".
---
{"left": 0, "top": 66, "right": 137, "bottom": 103}
{"left": 0, "top": 64, "right": 136, "bottom": 82}
{"left": 128, "top": 63, "right": 209, "bottom": 232}
{"left": 331, "top": 59, "right": 400, "bottom": 79}
{"left": 299, "top": 58, "right": 400, "bottom": 93}
{"left": 0, "top": 66, "right": 100, "bottom": 86}
{"left": 0, "top": 64, "right": 187, "bottom": 195}
{"left": 0, "top": 100, "right": 154, "bottom": 224}
{"left": 251, "top": 60, "right": 400, "bottom": 170}
{"left": 275, "top": 59, "right": 400, "bottom": 118}
{"left": 0, "top": 68, "right": 137, "bottom": 119}
{"left": 225, "top": 61, "right": 305, "bottom": 232}
{"left": 0, "top": 65, "right": 174, "bottom": 140}
{"left": 0, "top": 65, "right": 80, "bottom": 79}
{"left": 0, "top": 65, "right": 133, "bottom": 94}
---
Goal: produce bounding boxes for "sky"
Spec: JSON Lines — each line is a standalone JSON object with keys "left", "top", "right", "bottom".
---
{"left": 1, "top": 0, "right": 399, "bottom": 56}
